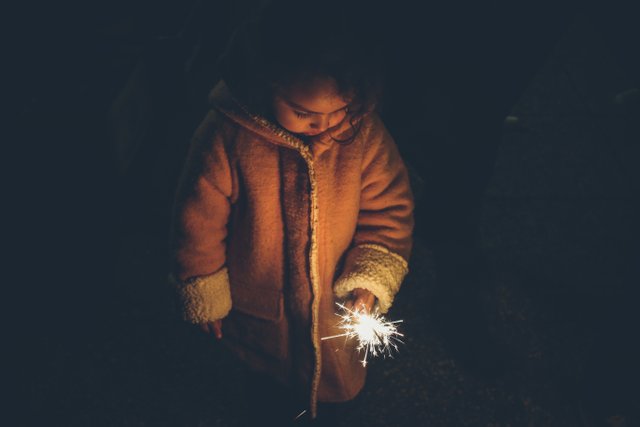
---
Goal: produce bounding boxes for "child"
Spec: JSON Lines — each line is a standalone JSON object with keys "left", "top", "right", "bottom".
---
{"left": 170, "top": 1, "right": 413, "bottom": 423}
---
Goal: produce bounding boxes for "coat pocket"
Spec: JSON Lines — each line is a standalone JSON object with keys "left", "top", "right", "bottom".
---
{"left": 226, "top": 284, "right": 287, "bottom": 361}
{"left": 230, "top": 284, "right": 283, "bottom": 322}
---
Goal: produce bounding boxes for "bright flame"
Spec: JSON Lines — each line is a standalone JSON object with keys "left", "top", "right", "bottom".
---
{"left": 321, "top": 302, "right": 404, "bottom": 367}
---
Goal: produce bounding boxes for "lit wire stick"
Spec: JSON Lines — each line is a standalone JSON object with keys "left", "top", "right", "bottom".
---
{"left": 321, "top": 302, "right": 404, "bottom": 367}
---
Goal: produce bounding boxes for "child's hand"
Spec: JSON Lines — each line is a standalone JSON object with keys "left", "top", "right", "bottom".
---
{"left": 199, "top": 319, "right": 223, "bottom": 339}
{"left": 344, "top": 288, "right": 376, "bottom": 313}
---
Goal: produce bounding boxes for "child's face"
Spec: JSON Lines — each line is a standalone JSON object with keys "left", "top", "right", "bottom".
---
{"left": 272, "top": 77, "right": 350, "bottom": 137}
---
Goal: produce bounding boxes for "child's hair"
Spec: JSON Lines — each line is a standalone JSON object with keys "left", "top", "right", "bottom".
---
{"left": 218, "top": 0, "right": 386, "bottom": 144}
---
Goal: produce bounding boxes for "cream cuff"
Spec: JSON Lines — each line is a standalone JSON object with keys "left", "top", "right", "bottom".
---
{"left": 333, "top": 244, "right": 409, "bottom": 313}
{"left": 171, "top": 268, "right": 232, "bottom": 323}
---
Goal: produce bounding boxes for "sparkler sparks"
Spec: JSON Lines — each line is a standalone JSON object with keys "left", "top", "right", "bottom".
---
{"left": 321, "top": 302, "right": 404, "bottom": 367}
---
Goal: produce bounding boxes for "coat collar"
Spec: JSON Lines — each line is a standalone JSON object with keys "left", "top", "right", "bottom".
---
{"left": 209, "top": 80, "right": 362, "bottom": 157}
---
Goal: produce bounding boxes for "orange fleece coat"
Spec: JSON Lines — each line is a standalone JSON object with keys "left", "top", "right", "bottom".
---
{"left": 170, "top": 81, "right": 414, "bottom": 417}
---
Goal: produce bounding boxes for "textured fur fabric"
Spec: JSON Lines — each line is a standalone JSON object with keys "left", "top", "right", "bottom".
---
{"left": 333, "top": 244, "right": 409, "bottom": 313}
{"left": 171, "top": 268, "right": 232, "bottom": 323}
{"left": 170, "top": 80, "right": 414, "bottom": 417}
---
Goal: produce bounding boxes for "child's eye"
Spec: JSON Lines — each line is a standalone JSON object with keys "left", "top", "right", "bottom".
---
{"left": 294, "top": 110, "right": 310, "bottom": 119}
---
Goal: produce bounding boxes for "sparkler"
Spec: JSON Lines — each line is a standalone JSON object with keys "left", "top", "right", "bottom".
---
{"left": 321, "top": 302, "right": 404, "bottom": 367}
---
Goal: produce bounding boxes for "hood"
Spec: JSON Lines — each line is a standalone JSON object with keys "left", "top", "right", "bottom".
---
{"left": 208, "top": 80, "right": 363, "bottom": 156}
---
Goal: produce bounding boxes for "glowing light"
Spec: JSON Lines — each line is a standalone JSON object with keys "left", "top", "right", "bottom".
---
{"left": 321, "top": 302, "right": 404, "bottom": 367}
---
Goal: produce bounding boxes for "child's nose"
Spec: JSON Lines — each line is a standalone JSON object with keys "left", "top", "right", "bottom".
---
{"left": 310, "top": 115, "right": 330, "bottom": 132}
{"left": 311, "top": 116, "right": 329, "bottom": 132}
{"left": 328, "top": 114, "right": 342, "bottom": 128}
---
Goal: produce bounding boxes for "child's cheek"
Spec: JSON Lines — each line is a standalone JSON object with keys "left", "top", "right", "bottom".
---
{"left": 332, "top": 111, "right": 347, "bottom": 127}
{"left": 277, "top": 113, "right": 305, "bottom": 134}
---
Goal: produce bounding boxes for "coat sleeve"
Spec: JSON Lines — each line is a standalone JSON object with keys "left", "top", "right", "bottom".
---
{"left": 169, "top": 113, "right": 235, "bottom": 324}
{"left": 334, "top": 114, "right": 414, "bottom": 313}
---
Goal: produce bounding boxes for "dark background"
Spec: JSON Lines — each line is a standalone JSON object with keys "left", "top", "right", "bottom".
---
{"left": 14, "top": 1, "right": 639, "bottom": 425}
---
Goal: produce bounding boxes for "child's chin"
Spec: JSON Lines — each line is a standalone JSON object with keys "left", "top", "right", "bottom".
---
{"left": 299, "top": 130, "right": 325, "bottom": 137}
{"left": 287, "top": 127, "right": 326, "bottom": 138}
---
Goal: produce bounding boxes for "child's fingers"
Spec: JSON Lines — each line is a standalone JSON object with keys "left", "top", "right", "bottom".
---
{"left": 199, "top": 323, "right": 211, "bottom": 334}
{"left": 355, "top": 293, "right": 375, "bottom": 313}
{"left": 212, "top": 319, "right": 223, "bottom": 339}
{"left": 344, "top": 298, "right": 362, "bottom": 311}
{"left": 345, "top": 288, "right": 376, "bottom": 313}
{"left": 198, "top": 321, "right": 222, "bottom": 339}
